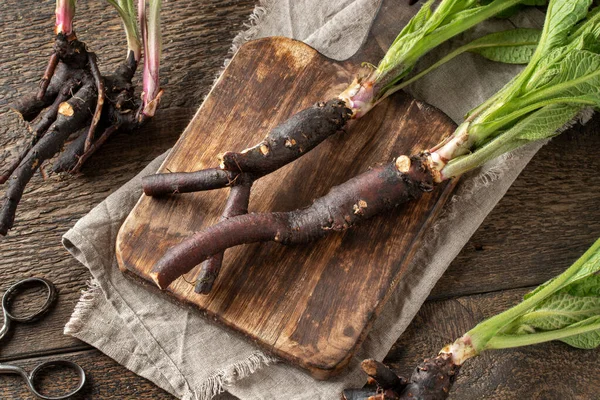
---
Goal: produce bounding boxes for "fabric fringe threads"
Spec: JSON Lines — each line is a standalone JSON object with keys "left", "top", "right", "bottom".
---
{"left": 197, "top": 352, "right": 279, "bottom": 399}
{"left": 64, "top": 279, "right": 102, "bottom": 335}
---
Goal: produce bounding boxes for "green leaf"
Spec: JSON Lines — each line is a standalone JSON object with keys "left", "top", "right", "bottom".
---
{"left": 515, "top": 293, "right": 600, "bottom": 331}
{"left": 524, "top": 45, "right": 571, "bottom": 91}
{"left": 524, "top": 50, "right": 600, "bottom": 107}
{"left": 535, "top": 0, "right": 592, "bottom": 59}
{"left": 559, "top": 316, "right": 600, "bottom": 349}
{"left": 563, "top": 274, "right": 600, "bottom": 297}
{"left": 514, "top": 103, "right": 582, "bottom": 141}
{"left": 469, "top": 28, "right": 541, "bottom": 64}
{"left": 526, "top": 239, "right": 600, "bottom": 300}
{"left": 373, "top": 0, "right": 524, "bottom": 93}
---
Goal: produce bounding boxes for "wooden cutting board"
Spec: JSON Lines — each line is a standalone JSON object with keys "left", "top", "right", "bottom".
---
{"left": 116, "top": 1, "right": 458, "bottom": 379}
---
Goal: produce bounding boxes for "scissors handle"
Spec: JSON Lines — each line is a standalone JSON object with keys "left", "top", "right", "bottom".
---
{"left": 0, "top": 360, "right": 86, "bottom": 400}
{"left": 0, "top": 278, "right": 57, "bottom": 342}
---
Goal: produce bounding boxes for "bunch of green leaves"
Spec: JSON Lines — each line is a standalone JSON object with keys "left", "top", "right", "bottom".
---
{"left": 442, "top": 0, "right": 600, "bottom": 178}
{"left": 373, "top": 0, "right": 529, "bottom": 99}
{"left": 465, "top": 238, "right": 600, "bottom": 353}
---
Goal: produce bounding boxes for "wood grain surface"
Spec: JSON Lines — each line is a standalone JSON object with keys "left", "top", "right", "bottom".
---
{"left": 0, "top": 0, "right": 598, "bottom": 398}
{"left": 116, "top": 33, "right": 457, "bottom": 379}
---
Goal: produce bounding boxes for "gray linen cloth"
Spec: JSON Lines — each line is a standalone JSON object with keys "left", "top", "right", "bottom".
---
{"left": 63, "top": 2, "right": 546, "bottom": 399}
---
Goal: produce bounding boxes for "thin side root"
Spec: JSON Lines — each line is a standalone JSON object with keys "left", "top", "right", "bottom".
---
{"left": 37, "top": 53, "right": 59, "bottom": 100}
{"left": 195, "top": 174, "right": 253, "bottom": 294}
{"left": 70, "top": 124, "right": 120, "bottom": 173}
{"left": 142, "top": 168, "right": 237, "bottom": 196}
{"left": 84, "top": 52, "right": 105, "bottom": 153}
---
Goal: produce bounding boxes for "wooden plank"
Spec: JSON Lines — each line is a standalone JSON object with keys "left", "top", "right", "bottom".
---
{"left": 3, "top": 287, "right": 597, "bottom": 400}
{"left": 384, "top": 287, "right": 600, "bottom": 399}
{"left": 0, "top": 349, "right": 241, "bottom": 399}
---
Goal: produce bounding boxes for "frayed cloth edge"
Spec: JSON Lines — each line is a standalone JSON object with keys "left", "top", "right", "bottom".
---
{"left": 64, "top": 278, "right": 102, "bottom": 336}
{"left": 196, "top": 352, "right": 279, "bottom": 400}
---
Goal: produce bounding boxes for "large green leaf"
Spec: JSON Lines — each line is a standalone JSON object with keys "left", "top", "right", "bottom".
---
{"left": 516, "top": 293, "right": 600, "bottom": 330}
{"left": 564, "top": 274, "right": 600, "bottom": 297}
{"left": 535, "top": 0, "right": 592, "bottom": 58}
{"left": 514, "top": 103, "right": 582, "bottom": 141}
{"left": 524, "top": 50, "right": 600, "bottom": 107}
{"left": 469, "top": 28, "right": 541, "bottom": 64}
{"left": 560, "top": 316, "right": 600, "bottom": 349}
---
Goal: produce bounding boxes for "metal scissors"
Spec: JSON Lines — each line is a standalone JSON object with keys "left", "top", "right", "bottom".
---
{"left": 0, "top": 278, "right": 86, "bottom": 399}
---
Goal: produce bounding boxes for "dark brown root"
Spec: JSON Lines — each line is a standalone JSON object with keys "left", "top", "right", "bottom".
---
{"left": 344, "top": 355, "right": 459, "bottom": 400}
{"left": 52, "top": 51, "right": 140, "bottom": 174}
{"left": 142, "top": 99, "right": 352, "bottom": 198}
{"left": 0, "top": 81, "right": 97, "bottom": 235}
{"left": 142, "top": 168, "right": 237, "bottom": 196}
{"left": 151, "top": 154, "right": 434, "bottom": 289}
{"left": 37, "top": 53, "right": 60, "bottom": 100}
{"left": 397, "top": 354, "right": 460, "bottom": 400}
{"left": 51, "top": 127, "right": 89, "bottom": 173}
{"left": 1, "top": 79, "right": 80, "bottom": 185}
{"left": 219, "top": 99, "right": 352, "bottom": 175}
{"left": 84, "top": 52, "right": 105, "bottom": 153}
{"left": 195, "top": 174, "right": 253, "bottom": 294}
{"left": 10, "top": 61, "right": 74, "bottom": 121}
{"left": 0, "top": 37, "right": 143, "bottom": 234}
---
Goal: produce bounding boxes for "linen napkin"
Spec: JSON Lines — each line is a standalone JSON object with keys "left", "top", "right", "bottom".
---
{"left": 63, "top": 1, "right": 546, "bottom": 399}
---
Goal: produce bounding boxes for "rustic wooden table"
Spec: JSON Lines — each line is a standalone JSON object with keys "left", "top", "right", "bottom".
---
{"left": 0, "top": 1, "right": 598, "bottom": 399}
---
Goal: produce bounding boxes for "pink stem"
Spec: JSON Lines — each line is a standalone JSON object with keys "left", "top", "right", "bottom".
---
{"left": 55, "top": 0, "right": 76, "bottom": 36}
{"left": 139, "top": 0, "right": 162, "bottom": 118}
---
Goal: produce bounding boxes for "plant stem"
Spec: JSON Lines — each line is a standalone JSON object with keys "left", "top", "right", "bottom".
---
{"left": 140, "top": 0, "right": 162, "bottom": 118}
{"left": 107, "top": 0, "right": 142, "bottom": 60}
{"left": 466, "top": 238, "right": 600, "bottom": 353}
{"left": 375, "top": 42, "right": 468, "bottom": 106}
{"left": 55, "top": 0, "right": 76, "bottom": 36}
{"left": 485, "top": 317, "right": 600, "bottom": 349}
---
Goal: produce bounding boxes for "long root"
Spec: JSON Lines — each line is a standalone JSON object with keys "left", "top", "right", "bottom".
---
{"left": 0, "top": 34, "right": 145, "bottom": 235}
{"left": 219, "top": 99, "right": 351, "bottom": 174}
{"left": 141, "top": 98, "right": 352, "bottom": 197}
{"left": 142, "top": 98, "right": 352, "bottom": 292}
{"left": 150, "top": 154, "right": 434, "bottom": 289}
{"left": 194, "top": 173, "right": 253, "bottom": 294}
{"left": 0, "top": 81, "right": 97, "bottom": 235}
